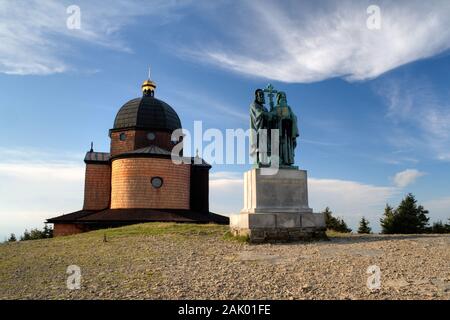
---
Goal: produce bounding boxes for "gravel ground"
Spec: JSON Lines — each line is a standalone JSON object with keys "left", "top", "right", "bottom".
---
{"left": 0, "top": 223, "right": 449, "bottom": 300}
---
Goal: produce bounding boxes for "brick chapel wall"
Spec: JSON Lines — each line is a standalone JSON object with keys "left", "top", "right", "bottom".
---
{"left": 110, "top": 157, "right": 190, "bottom": 209}
{"left": 110, "top": 130, "right": 136, "bottom": 157}
{"left": 134, "top": 130, "right": 174, "bottom": 152}
{"left": 53, "top": 223, "right": 88, "bottom": 237}
{"left": 111, "top": 129, "right": 177, "bottom": 157}
{"left": 83, "top": 163, "right": 111, "bottom": 210}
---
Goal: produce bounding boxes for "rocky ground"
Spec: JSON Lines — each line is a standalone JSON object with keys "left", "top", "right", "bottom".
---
{"left": 0, "top": 223, "right": 449, "bottom": 300}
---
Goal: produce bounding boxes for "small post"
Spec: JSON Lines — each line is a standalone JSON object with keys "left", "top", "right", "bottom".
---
{"left": 103, "top": 233, "right": 107, "bottom": 242}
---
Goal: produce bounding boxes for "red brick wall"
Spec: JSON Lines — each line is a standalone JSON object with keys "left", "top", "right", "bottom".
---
{"left": 110, "top": 130, "right": 136, "bottom": 157}
{"left": 134, "top": 130, "right": 176, "bottom": 152}
{"left": 83, "top": 163, "right": 111, "bottom": 210}
{"left": 110, "top": 158, "right": 190, "bottom": 209}
{"left": 111, "top": 129, "right": 179, "bottom": 157}
{"left": 53, "top": 223, "right": 87, "bottom": 237}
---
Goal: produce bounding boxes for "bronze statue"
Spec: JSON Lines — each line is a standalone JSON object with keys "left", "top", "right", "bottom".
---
{"left": 250, "top": 85, "right": 299, "bottom": 167}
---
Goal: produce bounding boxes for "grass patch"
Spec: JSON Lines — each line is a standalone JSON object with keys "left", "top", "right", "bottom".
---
{"left": 223, "top": 230, "right": 250, "bottom": 243}
{"left": 91, "top": 222, "right": 228, "bottom": 239}
{"left": 326, "top": 229, "right": 353, "bottom": 238}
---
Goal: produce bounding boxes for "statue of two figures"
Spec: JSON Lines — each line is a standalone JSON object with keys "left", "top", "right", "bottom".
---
{"left": 250, "top": 84, "right": 299, "bottom": 168}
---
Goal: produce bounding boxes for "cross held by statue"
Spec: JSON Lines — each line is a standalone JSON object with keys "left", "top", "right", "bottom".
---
{"left": 263, "top": 83, "right": 278, "bottom": 111}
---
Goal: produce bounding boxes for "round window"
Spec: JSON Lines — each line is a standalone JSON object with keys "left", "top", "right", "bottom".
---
{"left": 151, "top": 177, "right": 163, "bottom": 189}
{"left": 147, "top": 132, "right": 156, "bottom": 141}
{"left": 119, "top": 133, "right": 126, "bottom": 141}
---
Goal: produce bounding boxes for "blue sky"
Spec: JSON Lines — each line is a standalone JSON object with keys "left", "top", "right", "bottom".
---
{"left": 0, "top": 0, "right": 450, "bottom": 238}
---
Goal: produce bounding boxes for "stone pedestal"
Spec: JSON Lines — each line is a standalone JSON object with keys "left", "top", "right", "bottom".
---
{"left": 230, "top": 168, "right": 326, "bottom": 243}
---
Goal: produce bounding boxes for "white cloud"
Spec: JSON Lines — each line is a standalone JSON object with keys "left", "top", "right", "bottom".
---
{"left": 209, "top": 170, "right": 447, "bottom": 231}
{"left": 392, "top": 169, "right": 425, "bottom": 188}
{"left": 308, "top": 178, "right": 399, "bottom": 230}
{"left": 187, "top": 0, "right": 450, "bottom": 83}
{"left": 0, "top": 0, "right": 189, "bottom": 75}
{"left": 423, "top": 196, "right": 450, "bottom": 223}
{"left": 3, "top": 1, "right": 448, "bottom": 80}
{"left": 0, "top": 148, "right": 84, "bottom": 239}
{"left": 209, "top": 171, "right": 244, "bottom": 215}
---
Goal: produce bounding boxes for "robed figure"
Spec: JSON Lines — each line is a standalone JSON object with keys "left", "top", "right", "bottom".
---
{"left": 250, "top": 86, "right": 300, "bottom": 167}
{"left": 250, "top": 89, "right": 272, "bottom": 166}
{"left": 272, "top": 91, "right": 299, "bottom": 166}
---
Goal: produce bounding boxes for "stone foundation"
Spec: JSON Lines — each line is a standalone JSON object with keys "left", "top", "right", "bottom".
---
{"left": 232, "top": 227, "right": 327, "bottom": 243}
{"left": 230, "top": 212, "right": 326, "bottom": 243}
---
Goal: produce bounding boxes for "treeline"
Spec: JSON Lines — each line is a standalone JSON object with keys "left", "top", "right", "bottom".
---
{"left": 6, "top": 224, "right": 53, "bottom": 242}
{"left": 324, "top": 193, "right": 450, "bottom": 234}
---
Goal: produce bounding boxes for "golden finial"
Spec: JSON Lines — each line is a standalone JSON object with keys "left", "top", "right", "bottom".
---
{"left": 142, "top": 67, "right": 156, "bottom": 96}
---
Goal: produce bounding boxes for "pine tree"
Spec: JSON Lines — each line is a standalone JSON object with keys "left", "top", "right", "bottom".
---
{"left": 431, "top": 221, "right": 445, "bottom": 233}
{"left": 395, "top": 193, "right": 429, "bottom": 234}
{"left": 29, "top": 228, "right": 45, "bottom": 240}
{"left": 43, "top": 224, "right": 53, "bottom": 238}
{"left": 380, "top": 204, "right": 395, "bottom": 234}
{"left": 358, "top": 217, "right": 372, "bottom": 234}
{"left": 20, "top": 229, "right": 31, "bottom": 241}
{"left": 8, "top": 233, "right": 17, "bottom": 242}
{"left": 324, "top": 207, "right": 335, "bottom": 229}
{"left": 380, "top": 194, "right": 430, "bottom": 234}
{"left": 323, "top": 207, "right": 352, "bottom": 233}
{"left": 337, "top": 218, "right": 352, "bottom": 233}
{"left": 18, "top": 225, "right": 53, "bottom": 241}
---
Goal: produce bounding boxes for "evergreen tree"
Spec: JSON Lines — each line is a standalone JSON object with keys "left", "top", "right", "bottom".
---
{"left": 43, "top": 224, "right": 53, "bottom": 238}
{"left": 8, "top": 233, "right": 17, "bottom": 242}
{"left": 380, "top": 204, "right": 395, "bottom": 234}
{"left": 324, "top": 207, "right": 335, "bottom": 229}
{"left": 357, "top": 217, "right": 372, "bottom": 234}
{"left": 20, "top": 229, "right": 31, "bottom": 241}
{"left": 431, "top": 221, "right": 449, "bottom": 234}
{"left": 29, "top": 228, "right": 45, "bottom": 240}
{"left": 19, "top": 225, "right": 53, "bottom": 241}
{"left": 336, "top": 218, "right": 352, "bottom": 233}
{"left": 323, "top": 207, "right": 352, "bottom": 233}
{"left": 380, "top": 194, "right": 430, "bottom": 234}
{"left": 395, "top": 193, "right": 429, "bottom": 233}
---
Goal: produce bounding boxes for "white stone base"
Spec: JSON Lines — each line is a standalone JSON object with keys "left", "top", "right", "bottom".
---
{"left": 241, "top": 167, "right": 313, "bottom": 214}
{"left": 230, "top": 168, "right": 326, "bottom": 243}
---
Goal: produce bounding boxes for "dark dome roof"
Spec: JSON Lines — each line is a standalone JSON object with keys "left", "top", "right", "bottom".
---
{"left": 113, "top": 96, "right": 181, "bottom": 131}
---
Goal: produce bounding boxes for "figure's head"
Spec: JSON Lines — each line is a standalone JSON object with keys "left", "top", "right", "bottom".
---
{"left": 255, "top": 89, "right": 265, "bottom": 104}
{"left": 276, "top": 91, "right": 287, "bottom": 105}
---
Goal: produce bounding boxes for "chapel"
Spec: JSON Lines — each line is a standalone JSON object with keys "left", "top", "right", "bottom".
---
{"left": 47, "top": 77, "right": 228, "bottom": 236}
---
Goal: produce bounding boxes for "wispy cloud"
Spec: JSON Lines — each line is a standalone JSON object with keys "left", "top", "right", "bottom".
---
{"left": 4, "top": 1, "right": 449, "bottom": 81}
{"left": 0, "top": 0, "right": 189, "bottom": 75}
{"left": 185, "top": 0, "right": 450, "bottom": 83}
{"left": 170, "top": 88, "right": 248, "bottom": 123}
{"left": 376, "top": 76, "right": 450, "bottom": 161}
{"left": 299, "top": 138, "right": 343, "bottom": 147}
{"left": 392, "top": 169, "right": 425, "bottom": 188}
